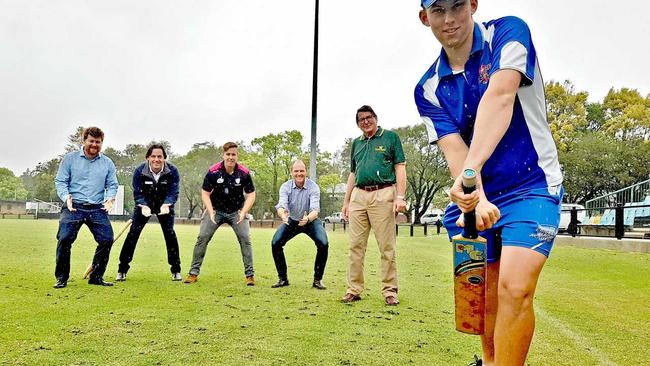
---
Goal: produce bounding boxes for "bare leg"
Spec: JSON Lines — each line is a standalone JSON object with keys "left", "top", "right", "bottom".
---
{"left": 494, "top": 246, "right": 547, "bottom": 366}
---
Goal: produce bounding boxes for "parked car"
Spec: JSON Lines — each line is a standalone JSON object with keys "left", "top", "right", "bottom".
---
{"left": 558, "top": 203, "right": 586, "bottom": 232}
{"left": 324, "top": 212, "right": 347, "bottom": 223}
{"left": 420, "top": 212, "right": 443, "bottom": 225}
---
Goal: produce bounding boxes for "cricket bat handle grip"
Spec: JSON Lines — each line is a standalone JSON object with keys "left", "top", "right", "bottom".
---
{"left": 461, "top": 169, "right": 478, "bottom": 238}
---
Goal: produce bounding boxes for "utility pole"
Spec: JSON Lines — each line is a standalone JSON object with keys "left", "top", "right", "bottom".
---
{"left": 309, "top": 0, "right": 319, "bottom": 180}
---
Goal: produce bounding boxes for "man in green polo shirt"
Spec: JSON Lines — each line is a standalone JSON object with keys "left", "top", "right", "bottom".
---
{"left": 341, "top": 105, "right": 407, "bottom": 306}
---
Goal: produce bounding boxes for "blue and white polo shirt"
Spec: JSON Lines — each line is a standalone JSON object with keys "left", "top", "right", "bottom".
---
{"left": 414, "top": 16, "right": 562, "bottom": 199}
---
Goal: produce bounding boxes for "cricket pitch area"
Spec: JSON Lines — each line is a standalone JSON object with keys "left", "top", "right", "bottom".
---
{"left": 0, "top": 219, "right": 647, "bottom": 365}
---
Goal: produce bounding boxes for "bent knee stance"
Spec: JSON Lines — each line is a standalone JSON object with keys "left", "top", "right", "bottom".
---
{"left": 498, "top": 279, "right": 536, "bottom": 312}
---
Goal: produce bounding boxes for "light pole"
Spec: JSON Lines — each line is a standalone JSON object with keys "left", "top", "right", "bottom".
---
{"left": 309, "top": 0, "right": 319, "bottom": 180}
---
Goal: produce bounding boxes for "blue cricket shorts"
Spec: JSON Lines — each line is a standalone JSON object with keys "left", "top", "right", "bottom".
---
{"left": 444, "top": 185, "right": 563, "bottom": 263}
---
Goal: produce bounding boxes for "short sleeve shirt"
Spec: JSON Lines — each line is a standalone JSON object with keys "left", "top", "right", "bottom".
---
{"left": 350, "top": 127, "right": 405, "bottom": 187}
{"left": 414, "top": 17, "right": 562, "bottom": 199}
{"left": 202, "top": 161, "right": 255, "bottom": 213}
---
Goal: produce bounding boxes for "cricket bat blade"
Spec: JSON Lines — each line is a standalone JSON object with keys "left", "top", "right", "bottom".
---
{"left": 452, "top": 169, "right": 486, "bottom": 335}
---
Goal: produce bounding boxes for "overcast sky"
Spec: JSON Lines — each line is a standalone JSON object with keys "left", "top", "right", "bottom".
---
{"left": 1, "top": 0, "right": 648, "bottom": 175}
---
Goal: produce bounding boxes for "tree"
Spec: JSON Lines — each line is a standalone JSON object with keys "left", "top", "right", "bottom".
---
{"left": 602, "top": 88, "right": 650, "bottom": 141}
{"left": 335, "top": 138, "right": 354, "bottom": 181}
{"left": 545, "top": 80, "right": 589, "bottom": 152}
{"left": 318, "top": 173, "right": 343, "bottom": 217}
{"left": 174, "top": 142, "right": 220, "bottom": 219}
{"left": 64, "top": 126, "right": 85, "bottom": 153}
{"left": 560, "top": 132, "right": 650, "bottom": 204}
{"left": 0, "top": 168, "right": 28, "bottom": 200}
{"left": 393, "top": 124, "right": 451, "bottom": 223}
{"left": 250, "top": 131, "right": 304, "bottom": 215}
{"left": 22, "top": 159, "right": 60, "bottom": 201}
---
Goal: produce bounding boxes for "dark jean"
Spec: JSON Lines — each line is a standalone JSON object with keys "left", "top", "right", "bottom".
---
{"left": 271, "top": 218, "right": 328, "bottom": 280}
{"left": 55, "top": 204, "right": 114, "bottom": 282}
{"left": 118, "top": 206, "right": 181, "bottom": 274}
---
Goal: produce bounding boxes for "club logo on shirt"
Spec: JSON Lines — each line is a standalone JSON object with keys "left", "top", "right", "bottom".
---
{"left": 479, "top": 63, "right": 491, "bottom": 84}
{"left": 375, "top": 146, "right": 386, "bottom": 152}
{"left": 235, "top": 178, "right": 240, "bottom": 184}
{"left": 217, "top": 177, "right": 224, "bottom": 184}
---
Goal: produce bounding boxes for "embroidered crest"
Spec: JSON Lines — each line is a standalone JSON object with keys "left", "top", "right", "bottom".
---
{"left": 375, "top": 146, "right": 386, "bottom": 152}
{"left": 235, "top": 178, "right": 241, "bottom": 184}
{"left": 479, "top": 63, "right": 491, "bottom": 84}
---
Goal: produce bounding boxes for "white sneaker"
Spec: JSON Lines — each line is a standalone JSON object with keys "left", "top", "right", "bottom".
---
{"left": 171, "top": 272, "right": 182, "bottom": 281}
{"left": 115, "top": 272, "right": 126, "bottom": 281}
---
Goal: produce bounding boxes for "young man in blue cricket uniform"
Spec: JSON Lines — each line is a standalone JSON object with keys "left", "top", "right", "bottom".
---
{"left": 415, "top": 1, "right": 563, "bottom": 365}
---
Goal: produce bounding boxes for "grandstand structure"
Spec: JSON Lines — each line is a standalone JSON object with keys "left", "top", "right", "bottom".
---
{"left": 566, "top": 179, "right": 650, "bottom": 239}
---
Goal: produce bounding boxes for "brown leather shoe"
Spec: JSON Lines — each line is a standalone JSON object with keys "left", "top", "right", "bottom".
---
{"left": 183, "top": 274, "right": 198, "bottom": 284}
{"left": 384, "top": 295, "right": 399, "bottom": 306}
{"left": 245, "top": 276, "right": 255, "bottom": 286}
{"left": 341, "top": 293, "right": 361, "bottom": 303}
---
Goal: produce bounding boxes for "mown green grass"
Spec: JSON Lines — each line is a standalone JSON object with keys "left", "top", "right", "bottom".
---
{"left": 0, "top": 219, "right": 647, "bottom": 365}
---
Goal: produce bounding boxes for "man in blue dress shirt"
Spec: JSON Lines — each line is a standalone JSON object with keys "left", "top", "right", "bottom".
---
{"left": 53, "top": 127, "right": 119, "bottom": 288}
{"left": 271, "top": 160, "right": 328, "bottom": 289}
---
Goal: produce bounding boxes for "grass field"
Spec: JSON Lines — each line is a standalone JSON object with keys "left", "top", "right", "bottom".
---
{"left": 0, "top": 219, "right": 648, "bottom": 366}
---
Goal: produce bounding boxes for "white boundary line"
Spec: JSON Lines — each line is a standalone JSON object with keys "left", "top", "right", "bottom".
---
{"left": 536, "top": 307, "right": 618, "bottom": 366}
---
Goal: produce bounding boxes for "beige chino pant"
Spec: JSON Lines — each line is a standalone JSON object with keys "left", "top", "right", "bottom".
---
{"left": 346, "top": 186, "right": 398, "bottom": 297}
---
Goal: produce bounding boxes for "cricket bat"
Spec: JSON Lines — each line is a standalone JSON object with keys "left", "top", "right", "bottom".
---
{"left": 452, "top": 169, "right": 487, "bottom": 335}
{"left": 83, "top": 219, "right": 133, "bottom": 279}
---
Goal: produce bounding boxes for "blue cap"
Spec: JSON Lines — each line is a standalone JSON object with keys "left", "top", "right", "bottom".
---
{"left": 421, "top": 0, "right": 439, "bottom": 7}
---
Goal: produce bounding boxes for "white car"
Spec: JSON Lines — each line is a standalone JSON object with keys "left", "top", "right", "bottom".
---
{"left": 559, "top": 203, "right": 586, "bottom": 232}
{"left": 324, "top": 212, "right": 347, "bottom": 223}
{"left": 421, "top": 212, "right": 443, "bottom": 225}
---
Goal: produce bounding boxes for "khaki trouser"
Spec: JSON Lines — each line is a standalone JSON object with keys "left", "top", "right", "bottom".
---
{"left": 346, "top": 186, "right": 398, "bottom": 297}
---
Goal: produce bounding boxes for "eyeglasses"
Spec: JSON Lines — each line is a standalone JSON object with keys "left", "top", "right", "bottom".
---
{"left": 357, "top": 115, "right": 375, "bottom": 123}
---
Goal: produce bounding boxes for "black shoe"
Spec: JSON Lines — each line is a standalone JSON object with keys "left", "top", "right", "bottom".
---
{"left": 468, "top": 355, "right": 482, "bottom": 366}
{"left": 53, "top": 279, "right": 67, "bottom": 289}
{"left": 88, "top": 278, "right": 114, "bottom": 286}
{"left": 271, "top": 278, "right": 289, "bottom": 288}
{"left": 312, "top": 279, "right": 326, "bottom": 290}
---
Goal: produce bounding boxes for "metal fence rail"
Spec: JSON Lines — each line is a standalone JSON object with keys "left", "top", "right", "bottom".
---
{"left": 561, "top": 204, "right": 650, "bottom": 240}
{"left": 585, "top": 179, "right": 650, "bottom": 209}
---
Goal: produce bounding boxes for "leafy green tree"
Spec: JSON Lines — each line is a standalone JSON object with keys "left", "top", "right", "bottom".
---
{"left": 250, "top": 131, "right": 304, "bottom": 215}
{"left": 560, "top": 132, "right": 650, "bottom": 204}
{"left": 318, "top": 173, "right": 343, "bottom": 218}
{"left": 174, "top": 142, "right": 220, "bottom": 219}
{"left": 602, "top": 88, "right": 650, "bottom": 141}
{"left": 64, "top": 126, "right": 85, "bottom": 153}
{"left": 0, "top": 168, "right": 28, "bottom": 200}
{"left": 545, "top": 80, "right": 589, "bottom": 152}
{"left": 335, "top": 138, "right": 354, "bottom": 181}
{"left": 22, "top": 159, "right": 60, "bottom": 201}
{"left": 394, "top": 124, "right": 451, "bottom": 223}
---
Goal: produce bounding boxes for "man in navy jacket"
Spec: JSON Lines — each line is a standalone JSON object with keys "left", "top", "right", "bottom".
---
{"left": 115, "top": 144, "right": 182, "bottom": 281}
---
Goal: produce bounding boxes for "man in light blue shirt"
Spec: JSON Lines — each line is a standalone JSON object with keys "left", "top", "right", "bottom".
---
{"left": 271, "top": 160, "right": 328, "bottom": 289}
{"left": 53, "top": 127, "right": 119, "bottom": 288}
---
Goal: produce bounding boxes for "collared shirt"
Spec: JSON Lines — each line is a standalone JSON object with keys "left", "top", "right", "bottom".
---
{"left": 414, "top": 17, "right": 562, "bottom": 199}
{"left": 275, "top": 178, "right": 320, "bottom": 221}
{"left": 350, "top": 126, "right": 405, "bottom": 187}
{"left": 55, "top": 149, "right": 119, "bottom": 204}
{"left": 149, "top": 162, "right": 164, "bottom": 183}
{"left": 202, "top": 161, "right": 255, "bottom": 213}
